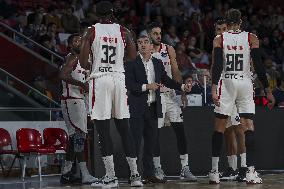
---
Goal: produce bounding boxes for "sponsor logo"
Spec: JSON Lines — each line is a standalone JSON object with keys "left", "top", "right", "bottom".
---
{"left": 224, "top": 73, "right": 244, "bottom": 79}
{"left": 99, "top": 66, "right": 113, "bottom": 72}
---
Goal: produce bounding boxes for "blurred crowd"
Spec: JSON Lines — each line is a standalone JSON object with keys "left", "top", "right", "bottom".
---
{"left": 0, "top": 0, "right": 284, "bottom": 107}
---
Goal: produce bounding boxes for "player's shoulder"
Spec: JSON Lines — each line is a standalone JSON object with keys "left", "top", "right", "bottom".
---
{"left": 213, "top": 35, "right": 222, "bottom": 46}
{"left": 164, "top": 43, "right": 175, "bottom": 54}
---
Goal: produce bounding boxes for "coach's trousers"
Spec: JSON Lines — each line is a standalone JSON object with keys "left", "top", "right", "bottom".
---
{"left": 129, "top": 103, "right": 158, "bottom": 177}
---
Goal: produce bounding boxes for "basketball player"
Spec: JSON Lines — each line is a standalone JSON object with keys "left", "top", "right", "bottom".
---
{"left": 79, "top": 1, "right": 142, "bottom": 187}
{"left": 60, "top": 34, "right": 98, "bottom": 184}
{"left": 147, "top": 22, "right": 197, "bottom": 181}
{"left": 209, "top": 9, "right": 275, "bottom": 184}
{"left": 214, "top": 19, "right": 247, "bottom": 182}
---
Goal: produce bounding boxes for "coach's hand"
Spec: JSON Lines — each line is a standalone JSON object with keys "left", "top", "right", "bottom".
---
{"left": 146, "top": 83, "right": 160, "bottom": 91}
{"left": 181, "top": 94, "right": 188, "bottom": 108}
{"left": 212, "top": 84, "right": 220, "bottom": 107}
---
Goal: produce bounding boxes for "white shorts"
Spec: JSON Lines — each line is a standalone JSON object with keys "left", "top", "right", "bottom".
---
{"left": 215, "top": 77, "right": 255, "bottom": 116}
{"left": 226, "top": 105, "right": 241, "bottom": 128}
{"left": 158, "top": 90, "right": 183, "bottom": 128}
{"left": 61, "top": 98, "right": 87, "bottom": 135}
{"left": 89, "top": 73, "right": 130, "bottom": 120}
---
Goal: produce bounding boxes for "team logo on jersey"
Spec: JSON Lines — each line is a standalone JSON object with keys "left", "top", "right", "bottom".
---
{"left": 235, "top": 116, "right": 240, "bottom": 122}
{"left": 161, "top": 52, "right": 168, "bottom": 58}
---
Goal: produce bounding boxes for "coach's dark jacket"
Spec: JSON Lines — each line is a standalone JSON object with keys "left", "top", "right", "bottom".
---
{"left": 125, "top": 55, "right": 182, "bottom": 118}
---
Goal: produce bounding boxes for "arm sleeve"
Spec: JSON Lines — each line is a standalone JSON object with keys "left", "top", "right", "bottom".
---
{"left": 212, "top": 47, "right": 223, "bottom": 85}
{"left": 251, "top": 48, "right": 269, "bottom": 89}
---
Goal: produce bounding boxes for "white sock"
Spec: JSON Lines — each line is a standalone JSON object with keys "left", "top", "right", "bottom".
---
{"left": 240, "top": 153, "right": 247, "bottom": 167}
{"left": 248, "top": 166, "right": 254, "bottom": 172}
{"left": 62, "top": 161, "right": 72, "bottom": 174}
{"left": 102, "top": 155, "right": 115, "bottom": 177}
{"left": 180, "top": 154, "right": 188, "bottom": 168}
{"left": 79, "top": 162, "right": 91, "bottom": 178}
{"left": 231, "top": 155, "right": 237, "bottom": 171}
{"left": 126, "top": 157, "right": 139, "bottom": 175}
{"left": 212, "top": 157, "right": 219, "bottom": 172}
{"left": 227, "top": 155, "right": 233, "bottom": 168}
{"left": 153, "top": 156, "right": 161, "bottom": 169}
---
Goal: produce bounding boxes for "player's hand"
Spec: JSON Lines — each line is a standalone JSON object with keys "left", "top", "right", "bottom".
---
{"left": 146, "top": 83, "right": 160, "bottom": 91}
{"left": 266, "top": 92, "right": 275, "bottom": 110}
{"left": 181, "top": 94, "right": 188, "bottom": 108}
{"left": 211, "top": 85, "right": 220, "bottom": 107}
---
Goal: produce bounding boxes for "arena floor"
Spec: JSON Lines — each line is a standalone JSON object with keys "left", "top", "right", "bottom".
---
{"left": 1, "top": 174, "right": 284, "bottom": 189}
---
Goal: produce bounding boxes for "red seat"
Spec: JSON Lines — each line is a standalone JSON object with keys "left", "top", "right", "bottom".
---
{"left": 43, "top": 128, "right": 68, "bottom": 152}
{"left": 0, "top": 128, "right": 20, "bottom": 176}
{"left": 16, "top": 128, "right": 56, "bottom": 181}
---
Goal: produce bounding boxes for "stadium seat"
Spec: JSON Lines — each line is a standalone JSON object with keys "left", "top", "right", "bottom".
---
{"left": 16, "top": 128, "right": 56, "bottom": 181}
{"left": 43, "top": 128, "right": 68, "bottom": 152}
{"left": 0, "top": 128, "right": 20, "bottom": 177}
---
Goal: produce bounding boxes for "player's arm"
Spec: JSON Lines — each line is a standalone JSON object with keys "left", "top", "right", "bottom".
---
{"left": 249, "top": 33, "right": 275, "bottom": 108}
{"left": 59, "top": 54, "right": 86, "bottom": 89}
{"left": 79, "top": 27, "right": 93, "bottom": 70}
{"left": 168, "top": 45, "right": 182, "bottom": 83}
{"left": 211, "top": 35, "right": 223, "bottom": 106}
{"left": 124, "top": 27, "right": 137, "bottom": 63}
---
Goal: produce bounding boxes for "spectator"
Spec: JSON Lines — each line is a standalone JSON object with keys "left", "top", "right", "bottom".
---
{"left": 73, "top": 0, "right": 85, "bottom": 22}
{"left": 27, "top": 5, "right": 45, "bottom": 26}
{"left": 61, "top": 6, "right": 80, "bottom": 33}
{"left": 0, "top": 0, "right": 17, "bottom": 19}
{"left": 190, "top": 69, "right": 212, "bottom": 106}
{"left": 260, "top": 36, "right": 275, "bottom": 59}
{"left": 187, "top": 36, "right": 209, "bottom": 68}
{"left": 144, "top": 0, "right": 161, "bottom": 20}
{"left": 41, "top": 22, "right": 60, "bottom": 53}
{"left": 39, "top": 35, "right": 56, "bottom": 60}
{"left": 43, "top": 5, "right": 64, "bottom": 32}
{"left": 125, "top": 9, "right": 140, "bottom": 31}
{"left": 272, "top": 74, "right": 284, "bottom": 107}
{"left": 163, "top": 25, "right": 180, "bottom": 47}
{"left": 175, "top": 42, "right": 195, "bottom": 74}
{"left": 179, "top": 29, "right": 190, "bottom": 48}
{"left": 161, "top": 0, "right": 179, "bottom": 25}
{"left": 187, "top": 0, "right": 201, "bottom": 18}
{"left": 264, "top": 58, "right": 280, "bottom": 90}
{"left": 186, "top": 12, "right": 204, "bottom": 49}
{"left": 276, "top": 41, "right": 284, "bottom": 69}
{"left": 86, "top": 3, "right": 98, "bottom": 25}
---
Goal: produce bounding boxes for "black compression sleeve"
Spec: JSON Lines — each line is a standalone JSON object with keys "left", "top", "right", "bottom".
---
{"left": 212, "top": 47, "right": 223, "bottom": 85}
{"left": 251, "top": 48, "right": 269, "bottom": 89}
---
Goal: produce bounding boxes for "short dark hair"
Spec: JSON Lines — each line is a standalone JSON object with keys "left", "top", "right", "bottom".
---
{"left": 96, "top": 1, "right": 113, "bottom": 18}
{"left": 183, "top": 73, "right": 193, "bottom": 82}
{"left": 146, "top": 22, "right": 161, "bottom": 33}
{"left": 215, "top": 18, "right": 226, "bottom": 27}
{"left": 225, "top": 9, "right": 241, "bottom": 25}
{"left": 67, "top": 33, "right": 80, "bottom": 45}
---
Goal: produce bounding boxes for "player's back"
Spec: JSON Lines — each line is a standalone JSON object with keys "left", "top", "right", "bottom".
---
{"left": 62, "top": 57, "right": 86, "bottom": 98}
{"left": 222, "top": 30, "right": 251, "bottom": 80}
{"left": 90, "top": 23, "right": 126, "bottom": 78}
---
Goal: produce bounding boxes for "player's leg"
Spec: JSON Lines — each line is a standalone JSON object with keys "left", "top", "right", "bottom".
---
{"left": 210, "top": 80, "right": 235, "bottom": 184}
{"left": 114, "top": 74, "right": 142, "bottom": 187}
{"left": 237, "top": 79, "right": 261, "bottom": 184}
{"left": 167, "top": 93, "right": 196, "bottom": 181}
{"left": 222, "top": 123, "right": 238, "bottom": 181}
{"left": 90, "top": 77, "right": 118, "bottom": 187}
{"left": 234, "top": 124, "right": 247, "bottom": 182}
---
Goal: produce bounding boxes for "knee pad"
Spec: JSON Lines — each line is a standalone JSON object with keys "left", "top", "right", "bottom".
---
{"left": 212, "top": 131, "right": 223, "bottom": 157}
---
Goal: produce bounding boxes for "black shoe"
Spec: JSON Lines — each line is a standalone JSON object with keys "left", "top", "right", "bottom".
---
{"left": 60, "top": 171, "right": 81, "bottom": 184}
{"left": 236, "top": 167, "right": 248, "bottom": 182}
{"left": 143, "top": 176, "right": 166, "bottom": 184}
{"left": 220, "top": 167, "right": 238, "bottom": 181}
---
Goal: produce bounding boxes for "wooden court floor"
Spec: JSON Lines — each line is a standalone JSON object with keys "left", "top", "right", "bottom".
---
{"left": 1, "top": 174, "right": 284, "bottom": 189}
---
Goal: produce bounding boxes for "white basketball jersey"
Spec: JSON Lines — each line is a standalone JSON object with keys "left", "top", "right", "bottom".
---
{"left": 62, "top": 58, "right": 86, "bottom": 99}
{"left": 152, "top": 43, "right": 173, "bottom": 92}
{"left": 90, "top": 23, "right": 126, "bottom": 78}
{"left": 221, "top": 30, "right": 251, "bottom": 79}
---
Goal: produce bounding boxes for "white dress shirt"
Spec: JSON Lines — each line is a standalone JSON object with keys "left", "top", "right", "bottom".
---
{"left": 140, "top": 54, "right": 156, "bottom": 104}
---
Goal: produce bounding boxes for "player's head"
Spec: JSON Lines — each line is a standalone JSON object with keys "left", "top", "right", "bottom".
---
{"left": 215, "top": 18, "right": 227, "bottom": 35}
{"left": 96, "top": 1, "right": 114, "bottom": 20}
{"left": 67, "top": 33, "right": 81, "bottom": 54}
{"left": 225, "top": 8, "right": 242, "bottom": 28}
{"left": 146, "top": 22, "right": 162, "bottom": 46}
{"left": 137, "top": 35, "right": 152, "bottom": 55}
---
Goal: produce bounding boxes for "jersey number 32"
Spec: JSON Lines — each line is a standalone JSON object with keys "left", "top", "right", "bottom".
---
{"left": 101, "top": 45, "right": 116, "bottom": 64}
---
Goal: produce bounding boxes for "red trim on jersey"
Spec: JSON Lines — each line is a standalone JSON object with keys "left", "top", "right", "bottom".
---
{"left": 89, "top": 26, "right": 95, "bottom": 71}
{"left": 63, "top": 99, "right": 84, "bottom": 133}
{"left": 91, "top": 79, "right": 95, "bottom": 109}
{"left": 248, "top": 32, "right": 251, "bottom": 49}
{"left": 218, "top": 79, "right": 223, "bottom": 100}
{"left": 220, "top": 34, "right": 223, "bottom": 48}
{"left": 120, "top": 26, "right": 126, "bottom": 47}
